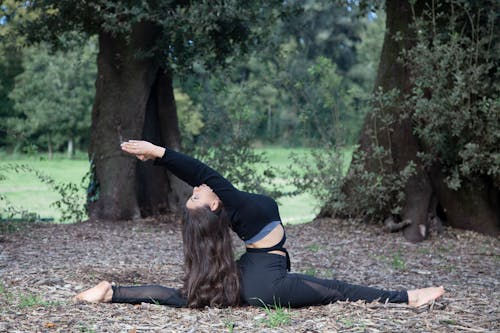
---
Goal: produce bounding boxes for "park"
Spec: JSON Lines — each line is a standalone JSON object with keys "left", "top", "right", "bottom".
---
{"left": 0, "top": 0, "right": 498, "bottom": 332}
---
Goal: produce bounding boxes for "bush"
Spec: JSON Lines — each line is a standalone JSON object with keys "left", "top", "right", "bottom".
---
{"left": 289, "top": 89, "right": 416, "bottom": 220}
{"left": 403, "top": 0, "right": 499, "bottom": 189}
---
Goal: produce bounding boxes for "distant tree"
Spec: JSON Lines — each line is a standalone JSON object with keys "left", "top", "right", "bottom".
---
{"left": 180, "top": 0, "right": 381, "bottom": 147}
{"left": 0, "top": 0, "right": 35, "bottom": 147}
{"left": 280, "top": 0, "right": 363, "bottom": 73}
{"left": 8, "top": 35, "right": 96, "bottom": 158}
{"left": 10, "top": 0, "right": 283, "bottom": 220}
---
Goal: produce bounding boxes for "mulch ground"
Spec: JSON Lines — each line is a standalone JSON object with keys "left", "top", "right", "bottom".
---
{"left": 0, "top": 216, "right": 498, "bottom": 333}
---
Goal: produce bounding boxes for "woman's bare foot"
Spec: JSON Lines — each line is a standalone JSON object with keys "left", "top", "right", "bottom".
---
{"left": 407, "top": 286, "right": 445, "bottom": 307}
{"left": 74, "top": 281, "right": 113, "bottom": 303}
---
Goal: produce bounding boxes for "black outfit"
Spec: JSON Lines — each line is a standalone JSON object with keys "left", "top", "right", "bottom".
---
{"left": 111, "top": 148, "right": 408, "bottom": 307}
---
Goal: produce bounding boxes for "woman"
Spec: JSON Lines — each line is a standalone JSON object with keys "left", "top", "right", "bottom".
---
{"left": 75, "top": 140, "right": 445, "bottom": 308}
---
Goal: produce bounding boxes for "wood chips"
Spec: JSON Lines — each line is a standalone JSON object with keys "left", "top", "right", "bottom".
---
{"left": 0, "top": 217, "right": 498, "bottom": 332}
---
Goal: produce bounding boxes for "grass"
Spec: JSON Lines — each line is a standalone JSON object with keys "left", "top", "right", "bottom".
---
{"left": 223, "top": 319, "right": 235, "bottom": 333}
{"left": 2, "top": 278, "right": 67, "bottom": 309}
{"left": 391, "top": 251, "right": 407, "bottom": 270}
{"left": 256, "top": 299, "right": 292, "bottom": 328}
{"left": 18, "top": 294, "right": 47, "bottom": 308}
{"left": 303, "top": 268, "right": 317, "bottom": 276}
{"left": 0, "top": 154, "right": 89, "bottom": 221}
{"left": 305, "top": 243, "right": 323, "bottom": 252}
{"left": 0, "top": 146, "right": 352, "bottom": 224}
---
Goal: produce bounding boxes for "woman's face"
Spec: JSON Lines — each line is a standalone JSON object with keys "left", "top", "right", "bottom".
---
{"left": 186, "top": 184, "right": 221, "bottom": 210}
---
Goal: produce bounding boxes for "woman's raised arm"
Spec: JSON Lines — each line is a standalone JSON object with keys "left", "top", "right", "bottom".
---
{"left": 121, "top": 140, "right": 165, "bottom": 161}
{"left": 121, "top": 140, "right": 241, "bottom": 209}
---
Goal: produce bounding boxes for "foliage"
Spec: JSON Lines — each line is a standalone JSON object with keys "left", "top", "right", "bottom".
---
{"left": 316, "top": 0, "right": 499, "bottom": 224}
{"left": 0, "top": 163, "right": 87, "bottom": 223}
{"left": 403, "top": 0, "right": 500, "bottom": 189}
{"left": 266, "top": 4, "right": 385, "bottom": 146}
{"left": 281, "top": 56, "right": 363, "bottom": 145}
{"left": 289, "top": 146, "right": 348, "bottom": 211}
{"left": 174, "top": 88, "right": 204, "bottom": 144}
{"left": 0, "top": 193, "right": 40, "bottom": 222}
{"left": 6, "top": 34, "right": 96, "bottom": 155}
{"left": 1, "top": 0, "right": 386, "bottom": 152}
{"left": 291, "top": 88, "right": 416, "bottom": 220}
{"left": 348, "top": 10, "right": 386, "bottom": 92}
{"left": 0, "top": 0, "right": 40, "bottom": 147}
{"left": 279, "top": 0, "right": 364, "bottom": 73}
{"left": 339, "top": 89, "right": 417, "bottom": 219}
{"left": 176, "top": 1, "right": 384, "bottom": 147}
{"left": 15, "top": 0, "right": 286, "bottom": 74}
{"left": 188, "top": 92, "right": 283, "bottom": 198}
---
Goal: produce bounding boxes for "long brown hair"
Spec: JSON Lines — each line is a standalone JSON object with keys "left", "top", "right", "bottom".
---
{"left": 181, "top": 206, "right": 240, "bottom": 308}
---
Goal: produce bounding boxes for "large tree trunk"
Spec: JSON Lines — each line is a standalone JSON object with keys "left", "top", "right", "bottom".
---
{"left": 88, "top": 23, "right": 187, "bottom": 221}
{"left": 337, "top": 0, "right": 499, "bottom": 241}
{"left": 136, "top": 70, "right": 191, "bottom": 216}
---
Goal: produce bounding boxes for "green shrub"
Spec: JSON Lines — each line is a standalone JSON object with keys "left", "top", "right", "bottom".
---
{"left": 403, "top": 0, "right": 499, "bottom": 189}
{"left": 289, "top": 89, "right": 416, "bottom": 220}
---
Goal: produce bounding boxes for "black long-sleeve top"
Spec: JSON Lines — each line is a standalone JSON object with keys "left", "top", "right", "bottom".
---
{"left": 155, "top": 148, "right": 282, "bottom": 242}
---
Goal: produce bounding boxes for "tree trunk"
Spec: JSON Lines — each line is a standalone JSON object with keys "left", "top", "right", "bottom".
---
{"left": 67, "top": 138, "right": 74, "bottom": 159}
{"left": 136, "top": 70, "right": 191, "bottom": 216}
{"left": 47, "top": 133, "right": 53, "bottom": 160}
{"left": 337, "top": 0, "right": 499, "bottom": 240}
{"left": 353, "top": 0, "right": 432, "bottom": 242}
{"left": 89, "top": 23, "right": 187, "bottom": 220}
{"left": 430, "top": 166, "right": 499, "bottom": 235}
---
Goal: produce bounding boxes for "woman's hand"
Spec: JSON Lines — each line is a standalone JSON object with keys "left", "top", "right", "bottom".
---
{"left": 120, "top": 140, "right": 165, "bottom": 161}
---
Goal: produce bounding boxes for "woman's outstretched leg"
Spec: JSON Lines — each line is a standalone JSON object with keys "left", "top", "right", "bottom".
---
{"left": 270, "top": 274, "right": 445, "bottom": 308}
{"left": 74, "top": 281, "right": 113, "bottom": 303}
{"left": 111, "top": 284, "right": 187, "bottom": 307}
{"left": 74, "top": 281, "right": 187, "bottom": 307}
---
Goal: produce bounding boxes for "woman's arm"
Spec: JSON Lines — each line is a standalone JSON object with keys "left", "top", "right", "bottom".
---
{"left": 121, "top": 140, "right": 165, "bottom": 161}
{"left": 121, "top": 140, "right": 241, "bottom": 208}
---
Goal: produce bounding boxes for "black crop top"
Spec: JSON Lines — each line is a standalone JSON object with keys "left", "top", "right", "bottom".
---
{"left": 155, "top": 148, "right": 282, "bottom": 242}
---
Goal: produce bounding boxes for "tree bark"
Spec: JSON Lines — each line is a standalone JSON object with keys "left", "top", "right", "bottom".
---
{"left": 430, "top": 166, "right": 499, "bottom": 235}
{"left": 136, "top": 70, "right": 191, "bottom": 216}
{"left": 355, "top": 0, "right": 432, "bottom": 242}
{"left": 337, "top": 0, "right": 499, "bottom": 240}
{"left": 88, "top": 23, "right": 161, "bottom": 221}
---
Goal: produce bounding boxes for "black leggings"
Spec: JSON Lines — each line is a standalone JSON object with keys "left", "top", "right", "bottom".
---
{"left": 111, "top": 251, "right": 408, "bottom": 307}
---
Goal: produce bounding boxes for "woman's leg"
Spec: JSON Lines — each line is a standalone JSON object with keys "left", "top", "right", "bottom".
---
{"left": 74, "top": 281, "right": 187, "bottom": 307}
{"left": 111, "top": 285, "right": 186, "bottom": 307}
{"left": 273, "top": 274, "right": 445, "bottom": 308}
{"left": 239, "top": 252, "right": 444, "bottom": 308}
{"left": 272, "top": 273, "right": 409, "bottom": 307}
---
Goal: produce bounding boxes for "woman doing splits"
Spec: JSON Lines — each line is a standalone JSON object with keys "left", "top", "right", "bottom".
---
{"left": 75, "top": 140, "right": 445, "bottom": 308}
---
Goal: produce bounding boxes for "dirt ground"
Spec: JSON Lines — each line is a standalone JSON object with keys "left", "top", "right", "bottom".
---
{"left": 0, "top": 216, "right": 498, "bottom": 332}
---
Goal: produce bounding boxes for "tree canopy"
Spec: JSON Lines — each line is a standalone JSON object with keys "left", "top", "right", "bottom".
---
{"left": 7, "top": 35, "right": 96, "bottom": 155}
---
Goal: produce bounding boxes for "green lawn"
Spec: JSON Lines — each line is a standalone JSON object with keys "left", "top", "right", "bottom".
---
{"left": 0, "top": 155, "right": 90, "bottom": 221}
{"left": 0, "top": 147, "right": 350, "bottom": 224}
{"left": 254, "top": 147, "right": 320, "bottom": 224}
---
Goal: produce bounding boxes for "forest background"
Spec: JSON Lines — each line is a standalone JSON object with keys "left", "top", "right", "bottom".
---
{"left": 0, "top": 0, "right": 498, "bottom": 241}
{"left": 0, "top": 0, "right": 383, "bottom": 225}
